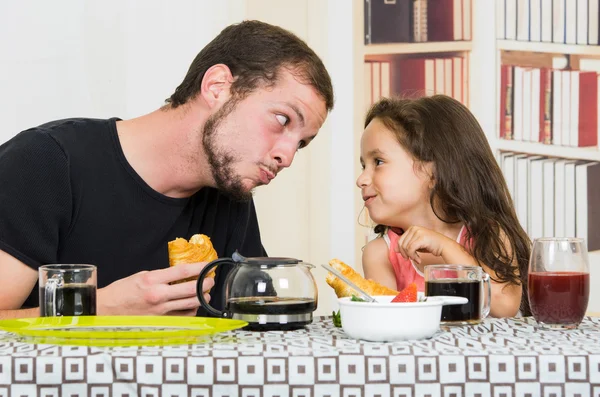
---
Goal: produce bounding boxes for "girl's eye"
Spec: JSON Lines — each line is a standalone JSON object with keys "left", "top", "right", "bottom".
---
{"left": 375, "top": 159, "right": 384, "bottom": 166}
{"left": 297, "top": 140, "right": 307, "bottom": 150}
{"left": 276, "top": 114, "right": 289, "bottom": 126}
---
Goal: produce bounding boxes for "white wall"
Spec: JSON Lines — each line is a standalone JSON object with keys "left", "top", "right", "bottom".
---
{"left": 0, "top": 0, "right": 244, "bottom": 141}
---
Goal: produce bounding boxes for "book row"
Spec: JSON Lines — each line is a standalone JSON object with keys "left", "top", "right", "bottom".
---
{"left": 499, "top": 152, "right": 600, "bottom": 250}
{"left": 365, "top": 0, "right": 472, "bottom": 44}
{"left": 365, "top": 57, "right": 469, "bottom": 108}
{"left": 497, "top": 0, "right": 600, "bottom": 45}
{"left": 499, "top": 65, "right": 599, "bottom": 147}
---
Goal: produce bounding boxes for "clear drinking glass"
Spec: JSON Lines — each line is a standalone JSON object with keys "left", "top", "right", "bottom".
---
{"left": 424, "top": 264, "right": 491, "bottom": 325}
{"left": 528, "top": 238, "right": 590, "bottom": 329}
{"left": 39, "top": 264, "right": 97, "bottom": 317}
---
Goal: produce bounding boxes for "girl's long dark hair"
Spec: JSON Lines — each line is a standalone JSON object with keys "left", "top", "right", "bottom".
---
{"left": 366, "top": 95, "right": 532, "bottom": 316}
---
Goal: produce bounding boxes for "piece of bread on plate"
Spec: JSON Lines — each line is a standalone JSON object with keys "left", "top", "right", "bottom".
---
{"left": 168, "top": 234, "right": 217, "bottom": 286}
{"left": 325, "top": 258, "right": 398, "bottom": 297}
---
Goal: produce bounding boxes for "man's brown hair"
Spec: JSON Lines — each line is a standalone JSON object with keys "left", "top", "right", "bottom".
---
{"left": 167, "top": 20, "right": 334, "bottom": 111}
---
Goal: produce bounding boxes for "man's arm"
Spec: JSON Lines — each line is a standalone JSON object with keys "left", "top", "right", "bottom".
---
{"left": 0, "top": 248, "right": 216, "bottom": 318}
{"left": 0, "top": 249, "right": 40, "bottom": 318}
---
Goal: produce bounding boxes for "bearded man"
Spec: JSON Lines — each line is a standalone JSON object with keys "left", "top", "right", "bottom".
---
{"left": 0, "top": 20, "right": 334, "bottom": 318}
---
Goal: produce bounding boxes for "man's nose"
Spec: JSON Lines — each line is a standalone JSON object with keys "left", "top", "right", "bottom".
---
{"left": 271, "top": 140, "right": 297, "bottom": 169}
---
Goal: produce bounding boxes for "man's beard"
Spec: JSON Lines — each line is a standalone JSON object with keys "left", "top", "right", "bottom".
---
{"left": 202, "top": 99, "right": 254, "bottom": 202}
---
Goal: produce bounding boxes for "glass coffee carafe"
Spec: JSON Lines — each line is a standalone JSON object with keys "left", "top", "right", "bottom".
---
{"left": 197, "top": 251, "right": 318, "bottom": 331}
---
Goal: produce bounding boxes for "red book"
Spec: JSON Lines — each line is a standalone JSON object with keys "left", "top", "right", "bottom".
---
{"left": 427, "top": 0, "right": 462, "bottom": 41}
{"left": 393, "top": 58, "right": 435, "bottom": 97}
{"left": 577, "top": 72, "right": 598, "bottom": 147}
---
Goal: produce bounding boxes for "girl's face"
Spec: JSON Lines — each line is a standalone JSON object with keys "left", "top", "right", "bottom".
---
{"left": 356, "top": 118, "right": 433, "bottom": 227}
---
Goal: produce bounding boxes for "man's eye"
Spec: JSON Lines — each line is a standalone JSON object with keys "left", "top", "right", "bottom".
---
{"left": 375, "top": 159, "right": 383, "bottom": 166}
{"left": 297, "top": 140, "right": 307, "bottom": 150}
{"left": 276, "top": 114, "right": 289, "bottom": 126}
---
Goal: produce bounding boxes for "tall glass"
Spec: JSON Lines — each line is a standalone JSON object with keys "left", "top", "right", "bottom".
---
{"left": 528, "top": 238, "right": 590, "bottom": 329}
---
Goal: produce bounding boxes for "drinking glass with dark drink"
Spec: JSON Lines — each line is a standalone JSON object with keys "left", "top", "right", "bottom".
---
{"left": 528, "top": 238, "right": 590, "bottom": 329}
{"left": 39, "top": 264, "right": 97, "bottom": 317}
{"left": 424, "top": 264, "right": 491, "bottom": 325}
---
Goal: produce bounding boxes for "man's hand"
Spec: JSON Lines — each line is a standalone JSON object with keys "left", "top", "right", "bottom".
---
{"left": 97, "top": 263, "right": 215, "bottom": 316}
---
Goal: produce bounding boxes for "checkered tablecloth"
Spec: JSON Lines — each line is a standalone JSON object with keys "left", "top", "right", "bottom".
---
{"left": 0, "top": 316, "right": 599, "bottom": 397}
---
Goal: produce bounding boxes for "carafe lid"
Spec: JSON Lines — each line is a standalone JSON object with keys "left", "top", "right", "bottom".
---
{"left": 232, "top": 251, "right": 302, "bottom": 267}
{"left": 242, "top": 257, "right": 301, "bottom": 267}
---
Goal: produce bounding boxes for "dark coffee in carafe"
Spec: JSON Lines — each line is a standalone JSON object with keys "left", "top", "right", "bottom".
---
{"left": 227, "top": 296, "right": 317, "bottom": 331}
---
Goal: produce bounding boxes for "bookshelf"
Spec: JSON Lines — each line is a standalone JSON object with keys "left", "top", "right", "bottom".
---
{"left": 363, "top": 41, "right": 472, "bottom": 56}
{"left": 495, "top": 140, "right": 600, "bottom": 162}
{"left": 493, "top": 51, "right": 600, "bottom": 162}
{"left": 493, "top": 0, "right": 600, "bottom": 311}
{"left": 494, "top": 1, "right": 600, "bottom": 160}
{"left": 493, "top": 6, "right": 600, "bottom": 183}
{"left": 498, "top": 40, "right": 600, "bottom": 56}
{"left": 351, "top": 0, "right": 473, "bottom": 270}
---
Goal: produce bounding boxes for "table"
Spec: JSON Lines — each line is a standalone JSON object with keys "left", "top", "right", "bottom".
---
{"left": 0, "top": 316, "right": 599, "bottom": 397}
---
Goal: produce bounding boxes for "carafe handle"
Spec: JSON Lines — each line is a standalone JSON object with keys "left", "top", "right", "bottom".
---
{"left": 197, "top": 257, "right": 234, "bottom": 317}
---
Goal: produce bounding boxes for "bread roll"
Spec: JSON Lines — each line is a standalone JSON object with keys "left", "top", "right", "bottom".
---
{"left": 325, "top": 258, "right": 398, "bottom": 297}
{"left": 168, "top": 234, "right": 217, "bottom": 286}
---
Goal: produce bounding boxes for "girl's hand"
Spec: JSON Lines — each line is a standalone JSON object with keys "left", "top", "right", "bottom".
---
{"left": 396, "top": 226, "right": 456, "bottom": 264}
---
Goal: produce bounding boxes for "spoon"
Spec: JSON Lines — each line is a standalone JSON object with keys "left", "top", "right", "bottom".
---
{"left": 321, "top": 263, "right": 377, "bottom": 303}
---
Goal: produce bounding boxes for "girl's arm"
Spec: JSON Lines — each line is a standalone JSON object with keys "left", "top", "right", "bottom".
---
{"left": 362, "top": 237, "right": 398, "bottom": 291}
{"left": 397, "top": 226, "right": 522, "bottom": 317}
{"left": 439, "top": 239, "right": 522, "bottom": 318}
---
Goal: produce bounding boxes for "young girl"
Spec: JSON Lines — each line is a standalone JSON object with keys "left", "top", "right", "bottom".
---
{"left": 357, "top": 95, "right": 531, "bottom": 317}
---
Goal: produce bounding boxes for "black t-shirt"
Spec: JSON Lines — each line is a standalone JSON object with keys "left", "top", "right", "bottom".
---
{"left": 0, "top": 118, "right": 266, "bottom": 314}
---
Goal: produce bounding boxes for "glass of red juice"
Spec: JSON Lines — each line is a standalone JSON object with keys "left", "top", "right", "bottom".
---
{"left": 528, "top": 238, "right": 590, "bottom": 329}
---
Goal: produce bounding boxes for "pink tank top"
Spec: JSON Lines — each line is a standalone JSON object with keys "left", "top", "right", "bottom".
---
{"left": 385, "top": 226, "right": 468, "bottom": 292}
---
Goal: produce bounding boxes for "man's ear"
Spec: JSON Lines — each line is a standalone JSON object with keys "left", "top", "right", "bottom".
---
{"left": 200, "top": 64, "right": 234, "bottom": 108}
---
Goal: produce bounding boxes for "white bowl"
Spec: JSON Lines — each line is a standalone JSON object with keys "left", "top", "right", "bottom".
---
{"left": 337, "top": 294, "right": 468, "bottom": 342}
